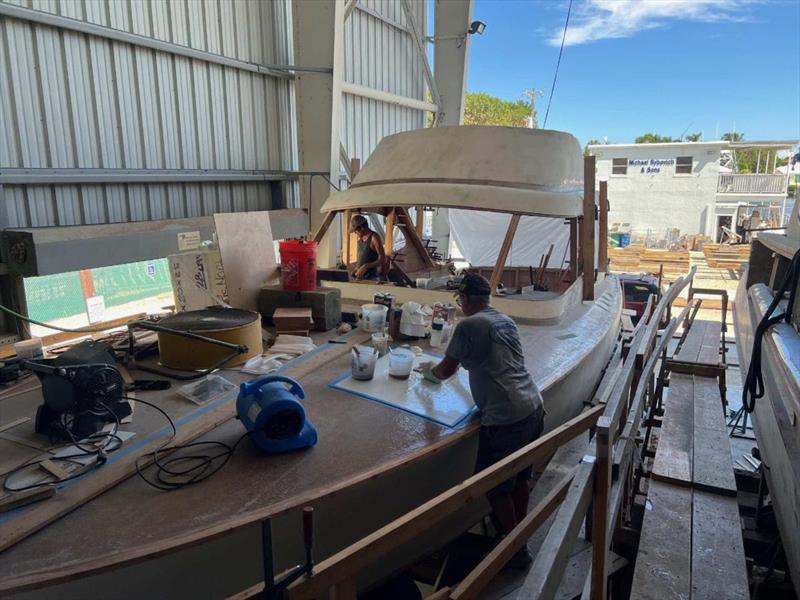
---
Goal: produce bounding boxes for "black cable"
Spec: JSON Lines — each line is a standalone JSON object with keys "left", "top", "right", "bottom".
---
{"left": 542, "top": 0, "right": 573, "bottom": 129}
{"left": 2, "top": 401, "right": 123, "bottom": 492}
{"left": 125, "top": 397, "right": 250, "bottom": 492}
{"left": 0, "top": 302, "right": 121, "bottom": 334}
{"left": 742, "top": 247, "right": 800, "bottom": 413}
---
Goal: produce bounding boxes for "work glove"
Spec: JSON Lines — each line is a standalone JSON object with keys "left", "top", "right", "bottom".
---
{"left": 417, "top": 361, "right": 442, "bottom": 385}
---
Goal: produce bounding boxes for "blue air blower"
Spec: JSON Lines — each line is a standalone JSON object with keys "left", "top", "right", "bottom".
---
{"left": 237, "top": 375, "right": 318, "bottom": 453}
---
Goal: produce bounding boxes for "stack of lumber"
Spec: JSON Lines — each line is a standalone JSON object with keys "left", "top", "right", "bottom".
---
{"left": 608, "top": 245, "right": 690, "bottom": 280}
{"left": 701, "top": 243, "right": 751, "bottom": 269}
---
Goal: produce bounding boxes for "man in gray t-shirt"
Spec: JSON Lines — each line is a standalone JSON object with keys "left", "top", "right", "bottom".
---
{"left": 418, "top": 273, "right": 545, "bottom": 567}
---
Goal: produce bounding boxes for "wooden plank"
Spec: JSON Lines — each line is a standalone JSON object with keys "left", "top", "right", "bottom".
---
{"left": 590, "top": 422, "right": 611, "bottom": 600}
{"left": 342, "top": 209, "right": 352, "bottom": 267}
{"left": 449, "top": 470, "right": 574, "bottom": 600}
{"left": 568, "top": 218, "right": 578, "bottom": 281}
{"left": 214, "top": 211, "right": 279, "bottom": 311}
{"left": 675, "top": 320, "right": 707, "bottom": 363}
{"left": 395, "top": 207, "right": 435, "bottom": 270}
{"left": 692, "top": 376, "right": 726, "bottom": 432}
{"left": 582, "top": 155, "right": 596, "bottom": 301}
{"left": 312, "top": 210, "right": 337, "bottom": 244}
{"left": 597, "top": 181, "right": 608, "bottom": 273}
{"left": 285, "top": 405, "right": 605, "bottom": 600}
{"left": 693, "top": 424, "right": 737, "bottom": 497}
{"left": 629, "top": 481, "right": 692, "bottom": 600}
{"left": 516, "top": 461, "right": 595, "bottom": 600}
{"left": 651, "top": 374, "right": 693, "bottom": 487}
{"left": 489, "top": 214, "right": 521, "bottom": 295}
{"left": 384, "top": 209, "right": 395, "bottom": 256}
{"left": 691, "top": 491, "right": 749, "bottom": 600}
{"left": 0, "top": 333, "right": 370, "bottom": 554}
{"left": 697, "top": 320, "right": 721, "bottom": 366}
{"left": 693, "top": 378, "right": 737, "bottom": 496}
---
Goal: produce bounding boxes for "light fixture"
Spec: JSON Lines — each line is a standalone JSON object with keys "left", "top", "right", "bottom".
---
{"left": 468, "top": 20, "right": 486, "bottom": 35}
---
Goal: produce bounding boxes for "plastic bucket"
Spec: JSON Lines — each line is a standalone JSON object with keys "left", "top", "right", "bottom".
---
{"left": 279, "top": 240, "right": 318, "bottom": 291}
{"left": 388, "top": 348, "right": 415, "bottom": 380}
{"left": 361, "top": 303, "right": 388, "bottom": 332}
{"left": 619, "top": 233, "right": 631, "bottom": 248}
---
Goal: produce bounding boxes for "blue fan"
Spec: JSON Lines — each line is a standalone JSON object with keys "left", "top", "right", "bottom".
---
{"left": 237, "top": 375, "right": 317, "bottom": 453}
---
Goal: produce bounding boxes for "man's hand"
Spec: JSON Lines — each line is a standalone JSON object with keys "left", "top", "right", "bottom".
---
{"left": 353, "top": 265, "right": 367, "bottom": 279}
{"left": 417, "top": 361, "right": 442, "bottom": 384}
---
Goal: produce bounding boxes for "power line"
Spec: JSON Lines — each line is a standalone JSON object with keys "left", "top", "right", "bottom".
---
{"left": 543, "top": 0, "right": 573, "bottom": 129}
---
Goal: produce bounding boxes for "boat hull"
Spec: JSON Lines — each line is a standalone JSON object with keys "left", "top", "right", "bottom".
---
{"left": 2, "top": 281, "right": 622, "bottom": 600}
{"left": 733, "top": 271, "right": 800, "bottom": 593}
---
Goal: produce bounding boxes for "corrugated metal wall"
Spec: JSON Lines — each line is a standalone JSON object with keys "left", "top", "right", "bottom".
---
{"left": 342, "top": 0, "right": 427, "bottom": 163}
{"left": 0, "top": 0, "right": 296, "bottom": 228}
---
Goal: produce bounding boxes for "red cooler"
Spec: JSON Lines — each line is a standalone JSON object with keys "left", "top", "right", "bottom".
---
{"left": 279, "top": 239, "right": 318, "bottom": 291}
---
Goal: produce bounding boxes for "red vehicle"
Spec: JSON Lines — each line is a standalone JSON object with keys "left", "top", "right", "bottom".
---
{"left": 619, "top": 273, "right": 669, "bottom": 327}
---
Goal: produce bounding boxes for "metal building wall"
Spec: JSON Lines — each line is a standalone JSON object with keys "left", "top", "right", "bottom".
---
{"left": 0, "top": 0, "right": 297, "bottom": 228}
{"left": 342, "top": 0, "right": 427, "bottom": 164}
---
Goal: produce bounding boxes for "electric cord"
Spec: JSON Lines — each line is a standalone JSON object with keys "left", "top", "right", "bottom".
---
{"left": 125, "top": 397, "right": 250, "bottom": 492}
{"left": 742, "top": 246, "right": 800, "bottom": 413}
{"left": 2, "top": 400, "right": 124, "bottom": 492}
{"left": 0, "top": 302, "right": 121, "bottom": 334}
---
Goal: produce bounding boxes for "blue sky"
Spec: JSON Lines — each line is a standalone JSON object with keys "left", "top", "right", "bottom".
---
{"left": 462, "top": 0, "right": 800, "bottom": 146}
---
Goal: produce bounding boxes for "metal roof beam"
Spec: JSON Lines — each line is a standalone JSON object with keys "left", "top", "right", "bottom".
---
{"left": 0, "top": 3, "right": 332, "bottom": 79}
{"left": 342, "top": 81, "right": 438, "bottom": 113}
{"left": 0, "top": 169, "right": 295, "bottom": 185}
{"left": 400, "top": 0, "right": 442, "bottom": 120}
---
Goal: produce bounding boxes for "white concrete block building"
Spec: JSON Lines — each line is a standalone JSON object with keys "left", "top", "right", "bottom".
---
{"left": 589, "top": 140, "right": 796, "bottom": 242}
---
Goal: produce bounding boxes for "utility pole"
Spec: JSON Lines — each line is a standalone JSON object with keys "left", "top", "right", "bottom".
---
{"left": 522, "top": 88, "right": 544, "bottom": 128}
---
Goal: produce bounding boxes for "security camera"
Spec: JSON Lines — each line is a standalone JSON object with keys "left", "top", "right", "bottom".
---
{"left": 468, "top": 21, "right": 486, "bottom": 35}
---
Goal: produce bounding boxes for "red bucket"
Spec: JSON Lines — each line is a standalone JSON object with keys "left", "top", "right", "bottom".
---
{"left": 279, "top": 240, "right": 318, "bottom": 291}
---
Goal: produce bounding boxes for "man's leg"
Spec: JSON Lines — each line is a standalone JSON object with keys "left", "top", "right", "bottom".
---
{"left": 510, "top": 477, "right": 531, "bottom": 523}
{"left": 486, "top": 488, "right": 518, "bottom": 536}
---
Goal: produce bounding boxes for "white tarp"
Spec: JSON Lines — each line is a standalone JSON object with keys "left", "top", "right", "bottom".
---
{"left": 449, "top": 210, "right": 571, "bottom": 269}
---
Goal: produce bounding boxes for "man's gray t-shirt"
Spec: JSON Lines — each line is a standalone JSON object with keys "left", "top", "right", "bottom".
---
{"left": 445, "top": 307, "right": 543, "bottom": 426}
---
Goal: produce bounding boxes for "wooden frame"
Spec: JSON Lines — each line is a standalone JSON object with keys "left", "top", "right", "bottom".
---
{"left": 283, "top": 403, "right": 606, "bottom": 600}
{"left": 598, "top": 180, "right": 608, "bottom": 273}
{"left": 489, "top": 214, "right": 521, "bottom": 295}
{"left": 582, "top": 155, "right": 596, "bottom": 301}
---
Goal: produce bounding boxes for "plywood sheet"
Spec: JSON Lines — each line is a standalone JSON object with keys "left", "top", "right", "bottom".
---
{"left": 692, "top": 491, "right": 749, "bottom": 600}
{"left": 629, "top": 481, "right": 692, "bottom": 600}
{"left": 330, "top": 352, "right": 476, "bottom": 428}
{"left": 214, "top": 211, "right": 279, "bottom": 311}
{"left": 652, "top": 374, "right": 693, "bottom": 487}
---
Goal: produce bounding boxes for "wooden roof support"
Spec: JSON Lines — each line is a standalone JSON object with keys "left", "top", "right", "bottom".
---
{"left": 598, "top": 180, "right": 608, "bottom": 273}
{"left": 569, "top": 218, "right": 579, "bottom": 281}
{"left": 384, "top": 209, "right": 396, "bottom": 256}
{"left": 582, "top": 155, "right": 596, "bottom": 301}
{"left": 490, "top": 214, "right": 521, "bottom": 295}
{"left": 312, "top": 211, "right": 337, "bottom": 244}
{"left": 396, "top": 207, "right": 436, "bottom": 270}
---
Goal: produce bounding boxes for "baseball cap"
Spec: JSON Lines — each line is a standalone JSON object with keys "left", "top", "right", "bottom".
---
{"left": 458, "top": 273, "right": 492, "bottom": 297}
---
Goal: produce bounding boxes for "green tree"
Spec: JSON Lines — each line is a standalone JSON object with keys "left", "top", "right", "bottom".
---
{"left": 584, "top": 138, "right": 602, "bottom": 156}
{"left": 684, "top": 132, "right": 703, "bottom": 142}
{"left": 463, "top": 92, "right": 532, "bottom": 127}
{"left": 720, "top": 132, "right": 788, "bottom": 173}
{"left": 635, "top": 133, "right": 675, "bottom": 144}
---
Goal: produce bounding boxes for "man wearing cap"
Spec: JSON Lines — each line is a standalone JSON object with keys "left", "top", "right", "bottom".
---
{"left": 419, "top": 272, "right": 545, "bottom": 567}
{"left": 349, "top": 214, "right": 387, "bottom": 281}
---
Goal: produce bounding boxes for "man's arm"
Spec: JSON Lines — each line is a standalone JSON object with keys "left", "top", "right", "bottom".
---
{"left": 432, "top": 356, "right": 460, "bottom": 380}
